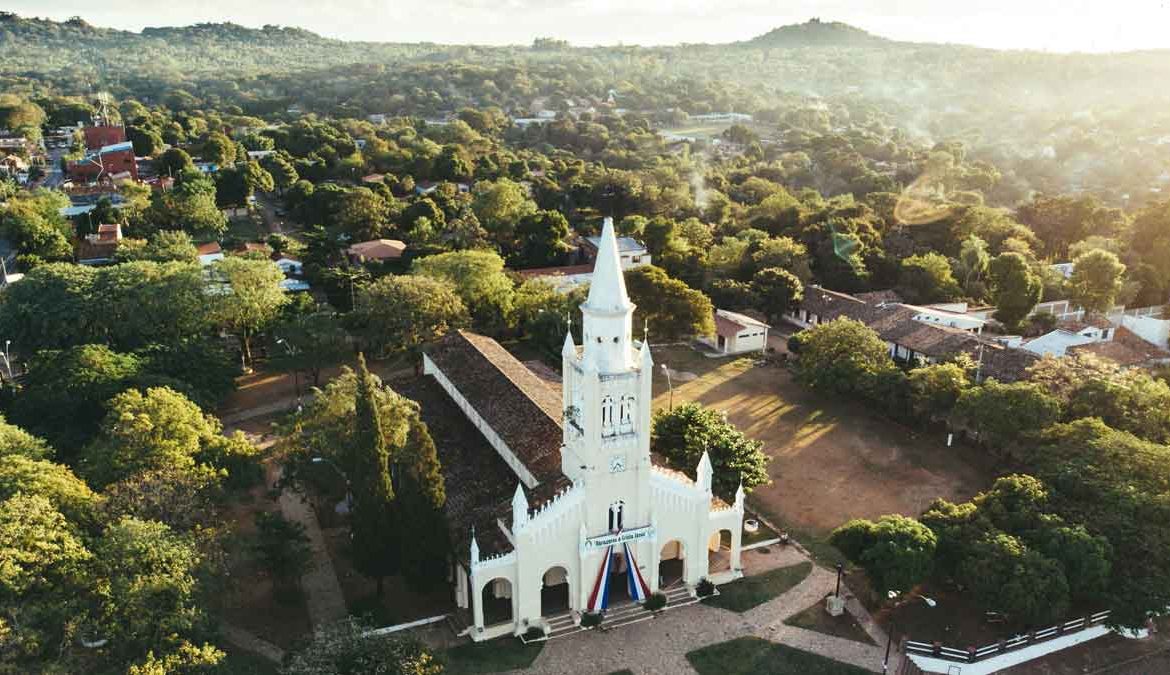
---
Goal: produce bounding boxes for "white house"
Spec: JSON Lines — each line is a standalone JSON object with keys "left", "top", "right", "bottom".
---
{"left": 423, "top": 218, "right": 744, "bottom": 641}
{"left": 582, "top": 235, "right": 650, "bottom": 270}
{"left": 702, "top": 310, "right": 770, "bottom": 355}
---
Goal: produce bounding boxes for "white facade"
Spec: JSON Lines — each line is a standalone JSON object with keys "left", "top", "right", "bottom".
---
{"left": 442, "top": 218, "right": 744, "bottom": 640}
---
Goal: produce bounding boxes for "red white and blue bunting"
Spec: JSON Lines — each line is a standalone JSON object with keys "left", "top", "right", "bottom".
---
{"left": 623, "top": 541, "right": 651, "bottom": 602}
{"left": 586, "top": 540, "right": 651, "bottom": 612}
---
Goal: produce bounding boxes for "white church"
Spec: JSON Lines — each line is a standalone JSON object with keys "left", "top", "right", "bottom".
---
{"left": 420, "top": 217, "right": 745, "bottom": 641}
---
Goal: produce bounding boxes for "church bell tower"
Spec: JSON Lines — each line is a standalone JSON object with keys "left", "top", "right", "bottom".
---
{"left": 561, "top": 218, "right": 653, "bottom": 534}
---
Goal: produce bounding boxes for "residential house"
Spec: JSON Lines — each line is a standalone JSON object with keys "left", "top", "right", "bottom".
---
{"left": 347, "top": 238, "right": 407, "bottom": 263}
{"left": 67, "top": 141, "right": 138, "bottom": 182}
{"left": 581, "top": 235, "right": 650, "bottom": 270}
{"left": 701, "top": 310, "right": 770, "bottom": 355}
{"left": 515, "top": 264, "right": 594, "bottom": 292}
{"left": 196, "top": 242, "right": 225, "bottom": 266}
{"left": 1020, "top": 317, "right": 1114, "bottom": 357}
{"left": 77, "top": 223, "right": 123, "bottom": 265}
{"left": 788, "top": 285, "right": 1037, "bottom": 382}
{"left": 1068, "top": 326, "right": 1170, "bottom": 368}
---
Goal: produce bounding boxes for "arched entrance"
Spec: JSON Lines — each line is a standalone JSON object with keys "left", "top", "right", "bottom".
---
{"left": 659, "top": 539, "right": 686, "bottom": 588}
{"left": 708, "top": 529, "right": 733, "bottom": 574}
{"left": 480, "top": 577, "right": 513, "bottom": 626}
{"left": 541, "top": 565, "right": 570, "bottom": 615}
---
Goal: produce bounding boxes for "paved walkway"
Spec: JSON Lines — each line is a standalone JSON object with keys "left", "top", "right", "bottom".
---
{"left": 271, "top": 464, "right": 348, "bottom": 629}
{"left": 503, "top": 547, "right": 897, "bottom": 674}
{"left": 222, "top": 622, "right": 286, "bottom": 663}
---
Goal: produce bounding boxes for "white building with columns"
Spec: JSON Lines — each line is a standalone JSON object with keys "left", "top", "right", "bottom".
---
{"left": 421, "top": 217, "right": 745, "bottom": 641}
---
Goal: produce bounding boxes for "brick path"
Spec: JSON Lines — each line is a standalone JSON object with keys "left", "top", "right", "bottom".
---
{"left": 273, "top": 464, "right": 349, "bottom": 629}
{"left": 504, "top": 547, "right": 895, "bottom": 674}
{"left": 222, "top": 622, "right": 286, "bottom": 663}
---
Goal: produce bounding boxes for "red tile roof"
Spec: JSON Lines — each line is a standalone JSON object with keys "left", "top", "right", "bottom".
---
{"left": 425, "top": 330, "right": 565, "bottom": 483}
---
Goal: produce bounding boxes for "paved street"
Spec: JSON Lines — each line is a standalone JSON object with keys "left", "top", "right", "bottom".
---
{"left": 505, "top": 547, "right": 892, "bottom": 674}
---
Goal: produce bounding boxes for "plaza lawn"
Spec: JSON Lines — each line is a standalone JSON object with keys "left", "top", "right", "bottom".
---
{"left": 687, "top": 636, "right": 871, "bottom": 675}
{"left": 703, "top": 561, "right": 812, "bottom": 613}
{"left": 784, "top": 595, "right": 876, "bottom": 645}
{"left": 442, "top": 638, "right": 544, "bottom": 675}
{"left": 650, "top": 347, "right": 994, "bottom": 563}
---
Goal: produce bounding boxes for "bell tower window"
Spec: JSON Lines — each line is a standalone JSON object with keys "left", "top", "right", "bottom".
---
{"left": 608, "top": 500, "right": 624, "bottom": 532}
{"left": 601, "top": 396, "right": 616, "bottom": 437}
{"left": 619, "top": 396, "right": 635, "bottom": 433}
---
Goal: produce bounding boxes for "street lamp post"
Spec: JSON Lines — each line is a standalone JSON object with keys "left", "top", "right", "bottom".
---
{"left": 311, "top": 456, "right": 353, "bottom": 514}
{"left": 835, "top": 563, "right": 843, "bottom": 597}
{"left": 276, "top": 338, "right": 302, "bottom": 408}
{"left": 661, "top": 363, "right": 673, "bottom": 411}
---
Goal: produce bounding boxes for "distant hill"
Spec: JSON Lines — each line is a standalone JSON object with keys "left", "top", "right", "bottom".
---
{"left": 745, "top": 18, "right": 890, "bottom": 48}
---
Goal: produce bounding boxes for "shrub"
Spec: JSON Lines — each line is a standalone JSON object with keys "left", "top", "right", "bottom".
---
{"left": 696, "top": 578, "right": 716, "bottom": 597}
{"left": 643, "top": 592, "right": 667, "bottom": 611}
{"left": 580, "top": 612, "right": 602, "bottom": 628}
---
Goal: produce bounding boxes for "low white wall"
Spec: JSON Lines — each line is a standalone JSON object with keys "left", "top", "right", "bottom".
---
{"left": 908, "top": 625, "right": 1112, "bottom": 674}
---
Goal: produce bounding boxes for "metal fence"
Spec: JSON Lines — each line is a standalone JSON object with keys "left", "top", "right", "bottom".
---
{"left": 904, "top": 610, "right": 1111, "bottom": 664}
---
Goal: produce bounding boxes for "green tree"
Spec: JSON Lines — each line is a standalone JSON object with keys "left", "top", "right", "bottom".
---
{"left": 959, "top": 532, "right": 1069, "bottom": 625}
{"left": 252, "top": 512, "right": 311, "bottom": 592}
{"left": 751, "top": 267, "right": 803, "bottom": 324}
{"left": 951, "top": 380, "right": 1061, "bottom": 452}
{"left": 792, "top": 318, "right": 894, "bottom": 396}
{"left": 625, "top": 265, "right": 715, "bottom": 340}
{"left": 988, "top": 252, "right": 1043, "bottom": 330}
{"left": 956, "top": 234, "right": 990, "bottom": 296}
{"left": 11, "top": 345, "right": 142, "bottom": 453}
{"left": 0, "top": 494, "right": 91, "bottom": 666}
{"left": 271, "top": 309, "right": 352, "bottom": 386}
{"left": 349, "top": 355, "right": 399, "bottom": 595}
{"left": 157, "top": 147, "right": 195, "bottom": 177}
{"left": 412, "top": 250, "right": 514, "bottom": 335}
{"left": 201, "top": 132, "right": 236, "bottom": 166}
{"left": 0, "top": 263, "right": 96, "bottom": 351}
{"left": 0, "top": 417, "right": 53, "bottom": 460}
{"left": 897, "top": 252, "right": 961, "bottom": 304}
{"left": 650, "top": 402, "right": 770, "bottom": 501}
{"left": 0, "top": 455, "right": 98, "bottom": 527}
{"left": 907, "top": 362, "right": 969, "bottom": 421}
{"left": 830, "top": 515, "right": 936, "bottom": 594}
{"left": 126, "top": 125, "right": 163, "bottom": 156}
{"left": 80, "top": 386, "right": 219, "bottom": 488}
{"left": 470, "top": 178, "right": 537, "bottom": 248}
{"left": 350, "top": 275, "right": 469, "bottom": 357}
{"left": 92, "top": 518, "right": 208, "bottom": 662}
{"left": 1068, "top": 249, "right": 1125, "bottom": 315}
{"left": 212, "top": 257, "right": 288, "bottom": 367}
{"left": 512, "top": 209, "right": 572, "bottom": 268}
{"left": 139, "top": 230, "right": 199, "bottom": 263}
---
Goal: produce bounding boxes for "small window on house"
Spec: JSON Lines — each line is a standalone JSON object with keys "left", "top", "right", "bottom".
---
{"left": 632, "top": 256, "right": 641, "bottom": 263}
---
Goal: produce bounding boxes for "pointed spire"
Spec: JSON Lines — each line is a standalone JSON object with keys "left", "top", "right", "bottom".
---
{"left": 584, "top": 217, "right": 631, "bottom": 313}
{"left": 735, "top": 482, "right": 745, "bottom": 511}
{"left": 511, "top": 483, "right": 529, "bottom": 531}
{"left": 640, "top": 337, "right": 653, "bottom": 366}
{"left": 562, "top": 330, "right": 577, "bottom": 358}
{"left": 696, "top": 450, "right": 713, "bottom": 495}
{"left": 470, "top": 526, "right": 480, "bottom": 565}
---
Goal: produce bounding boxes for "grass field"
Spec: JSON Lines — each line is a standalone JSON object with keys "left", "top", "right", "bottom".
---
{"left": 686, "top": 637, "right": 871, "bottom": 675}
{"left": 649, "top": 348, "right": 994, "bottom": 561}
{"left": 703, "top": 562, "right": 812, "bottom": 613}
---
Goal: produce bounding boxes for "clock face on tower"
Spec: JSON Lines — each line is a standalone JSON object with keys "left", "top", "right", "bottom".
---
{"left": 609, "top": 454, "right": 626, "bottom": 473}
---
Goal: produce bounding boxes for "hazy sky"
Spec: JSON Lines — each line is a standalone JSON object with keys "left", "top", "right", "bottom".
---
{"left": 15, "top": 0, "right": 1170, "bottom": 52}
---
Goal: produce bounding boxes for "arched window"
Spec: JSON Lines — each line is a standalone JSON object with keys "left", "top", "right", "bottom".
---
{"left": 608, "top": 500, "right": 624, "bottom": 532}
{"left": 601, "top": 396, "right": 616, "bottom": 436}
{"left": 619, "top": 396, "right": 635, "bottom": 432}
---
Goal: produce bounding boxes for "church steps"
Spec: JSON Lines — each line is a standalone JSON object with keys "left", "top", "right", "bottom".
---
{"left": 541, "top": 585, "right": 701, "bottom": 640}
